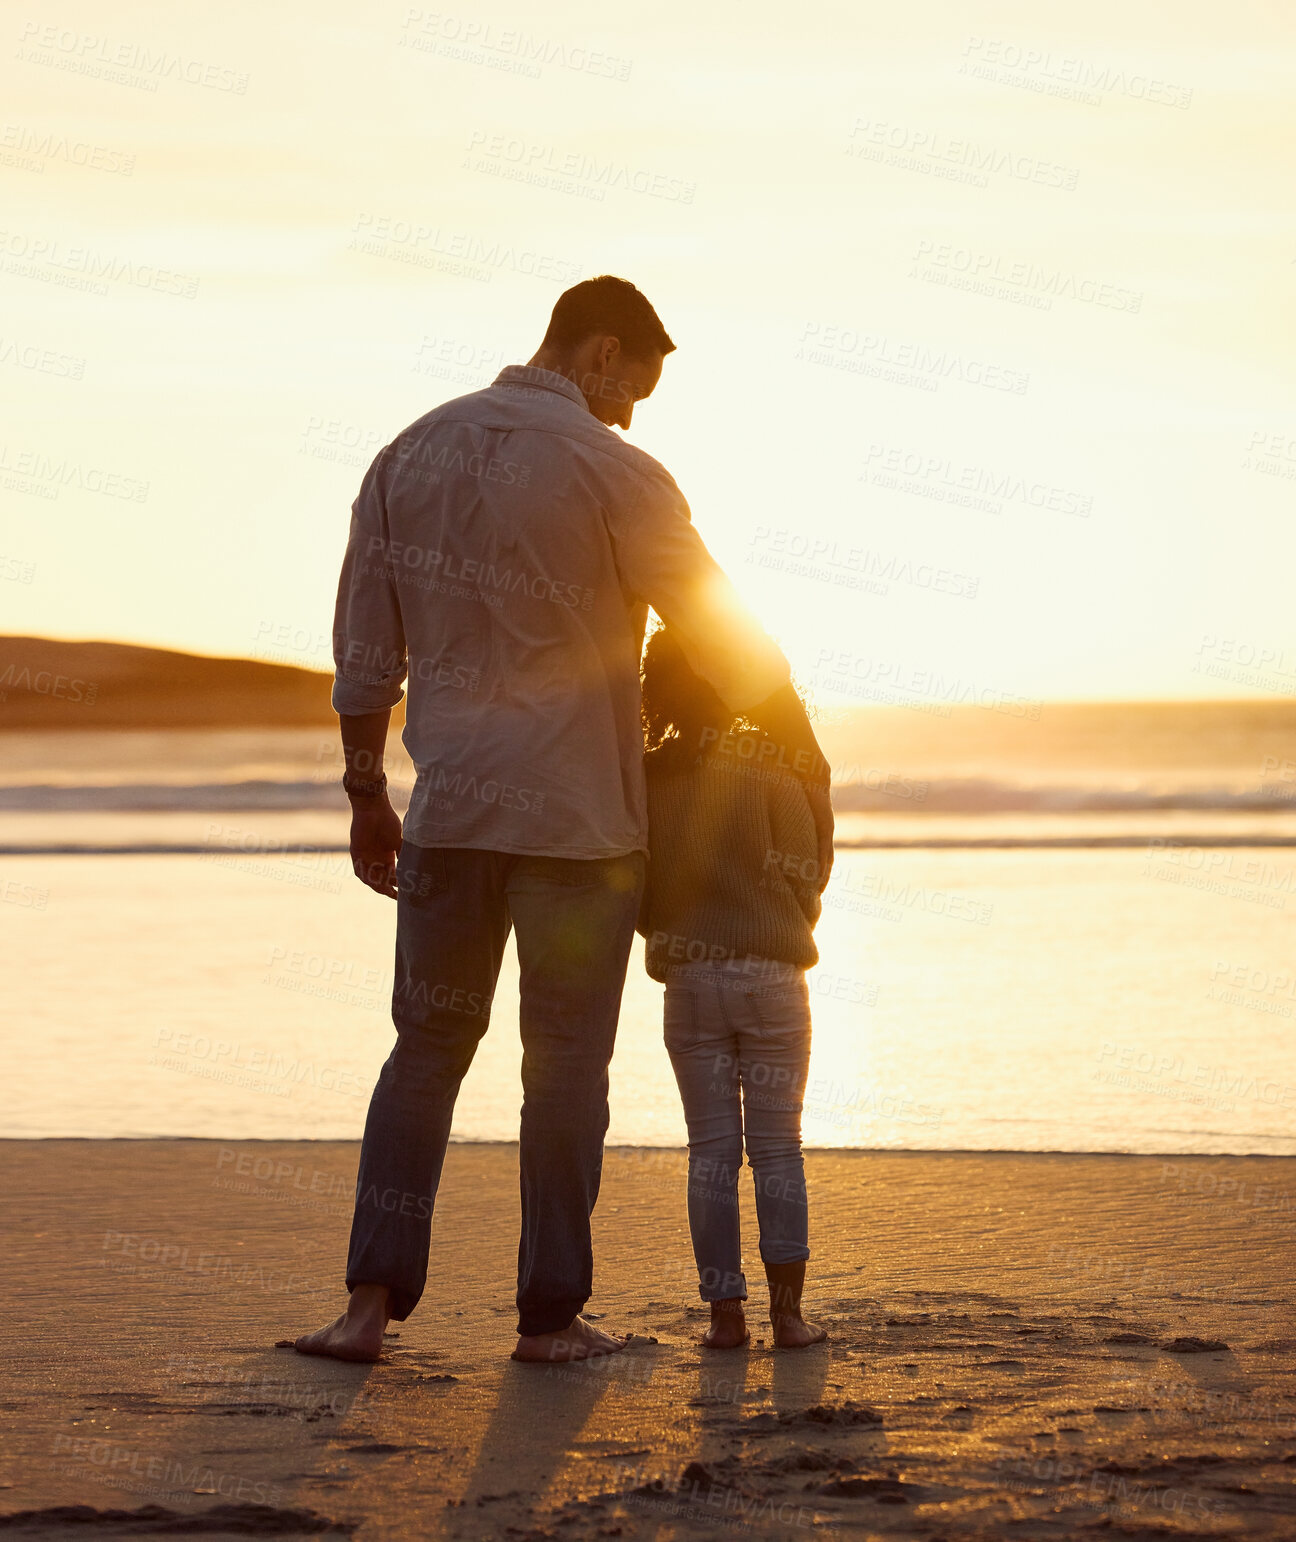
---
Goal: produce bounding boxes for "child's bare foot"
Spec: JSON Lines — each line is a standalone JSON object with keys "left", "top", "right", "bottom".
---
{"left": 702, "top": 1297, "right": 749, "bottom": 1348}
{"left": 764, "top": 1260, "right": 827, "bottom": 1348}
{"left": 771, "top": 1313, "right": 828, "bottom": 1348}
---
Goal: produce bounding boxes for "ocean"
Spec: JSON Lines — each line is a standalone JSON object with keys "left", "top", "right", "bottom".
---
{"left": 4, "top": 763, "right": 1294, "bottom": 1152}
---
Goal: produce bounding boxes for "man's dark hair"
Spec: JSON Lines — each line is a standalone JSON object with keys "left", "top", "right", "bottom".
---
{"left": 541, "top": 275, "right": 675, "bottom": 360}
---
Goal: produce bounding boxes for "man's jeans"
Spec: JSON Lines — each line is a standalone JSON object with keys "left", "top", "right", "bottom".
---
{"left": 346, "top": 843, "right": 645, "bottom": 1336}
{"left": 663, "top": 958, "right": 812, "bottom": 1302}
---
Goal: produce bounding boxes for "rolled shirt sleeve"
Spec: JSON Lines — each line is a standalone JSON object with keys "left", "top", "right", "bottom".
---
{"left": 331, "top": 451, "right": 409, "bottom": 715}
{"left": 609, "top": 465, "right": 790, "bottom": 713}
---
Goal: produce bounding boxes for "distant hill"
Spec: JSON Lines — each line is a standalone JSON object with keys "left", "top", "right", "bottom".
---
{"left": 0, "top": 636, "right": 349, "bottom": 730}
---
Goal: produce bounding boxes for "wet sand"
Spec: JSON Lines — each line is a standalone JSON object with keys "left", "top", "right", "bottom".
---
{"left": 2, "top": 1140, "right": 1294, "bottom": 1539}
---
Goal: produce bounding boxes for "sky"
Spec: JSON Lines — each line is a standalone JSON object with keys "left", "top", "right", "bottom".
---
{"left": 2, "top": 0, "right": 1294, "bottom": 707}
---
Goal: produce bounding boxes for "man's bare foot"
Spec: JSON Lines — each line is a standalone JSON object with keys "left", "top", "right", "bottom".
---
{"left": 771, "top": 1314, "right": 828, "bottom": 1348}
{"left": 702, "top": 1298, "right": 749, "bottom": 1349}
{"left": 294, "top": 1283, "right": 390, "bottom": 1363}
{"left": 512, "top": 1314, "right": 627, "bottom": 1363}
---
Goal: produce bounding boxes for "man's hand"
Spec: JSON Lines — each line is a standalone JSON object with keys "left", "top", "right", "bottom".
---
{"left": 349, "top": 796, "right": 403, "bottom": 898}
{"left": 338, "top": 709, "right": 399, "bottom": 896}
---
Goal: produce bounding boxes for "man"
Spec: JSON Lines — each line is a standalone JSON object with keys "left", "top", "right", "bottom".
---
{"left": 295, "top": 276, "right": 832, "bottom": 1365}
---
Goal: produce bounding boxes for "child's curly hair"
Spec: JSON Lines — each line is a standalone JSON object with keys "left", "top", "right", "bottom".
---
{"left": 641, "top": 619, "right": 810, "bottom": 766}
{"left": 640, "top": 622, "right": 733, "bottom": 764}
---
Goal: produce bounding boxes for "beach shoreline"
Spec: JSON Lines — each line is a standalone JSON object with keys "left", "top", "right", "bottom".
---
{"left": 3, "top": 1140, "right": 1293, "bottom": 1538}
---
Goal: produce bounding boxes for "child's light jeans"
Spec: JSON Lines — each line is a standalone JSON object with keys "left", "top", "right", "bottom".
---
{"left": 663, "top": 956, "right": 812, "bottom": 1301}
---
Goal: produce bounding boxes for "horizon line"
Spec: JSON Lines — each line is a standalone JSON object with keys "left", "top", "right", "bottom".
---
{"left": 5, "top": 633, "right": 1293, "bottom": 710}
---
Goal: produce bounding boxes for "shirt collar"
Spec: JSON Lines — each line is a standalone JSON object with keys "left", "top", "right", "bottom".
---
{"left": 492, "top": 364, "right": 589, "bottom": 410}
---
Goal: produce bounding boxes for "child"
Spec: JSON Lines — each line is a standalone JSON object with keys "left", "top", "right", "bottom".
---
{"left": 638, "top": 624, "right": 831, "bottom": 1348}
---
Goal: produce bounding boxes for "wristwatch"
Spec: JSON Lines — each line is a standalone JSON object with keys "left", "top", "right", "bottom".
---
{"left": 342, "top": 770, "right": 388, "bottom": 802}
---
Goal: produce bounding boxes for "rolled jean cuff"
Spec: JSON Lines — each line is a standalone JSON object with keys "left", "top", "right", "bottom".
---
{"left": 699, "top": 1269, "right": 748, "bottom": 1303}
{"left": 346, "top": 1276, "right": 416, "bottom": 1323}
{"left": 757, "top": 1241, "right": 810, "bottom": 1265}
{"left": 516, "top": 1296, "right": 586, "bottom": 1338}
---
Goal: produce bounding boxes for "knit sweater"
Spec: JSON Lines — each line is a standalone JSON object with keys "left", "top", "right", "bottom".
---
{"left": 638, "top": 737, "right": 823, "bottom": 982}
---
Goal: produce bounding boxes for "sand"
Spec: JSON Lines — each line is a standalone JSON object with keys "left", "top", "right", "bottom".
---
{"left": 2, "top": 1140, "right": 1293, "bottom": 1539}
